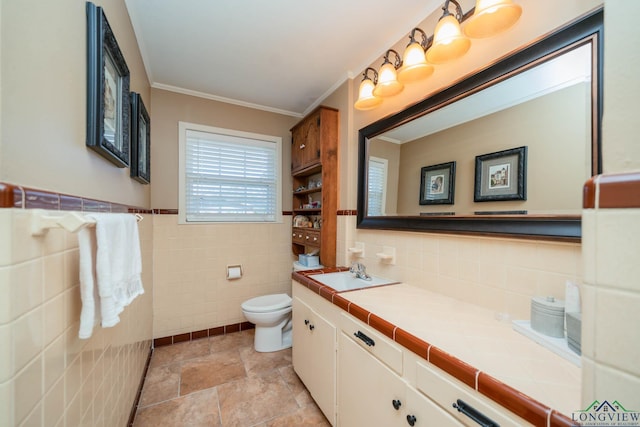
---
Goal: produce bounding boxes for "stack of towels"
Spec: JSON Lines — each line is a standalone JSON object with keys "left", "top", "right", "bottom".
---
{"left": 78, "top": 213, "right": 144, "bottom": 339}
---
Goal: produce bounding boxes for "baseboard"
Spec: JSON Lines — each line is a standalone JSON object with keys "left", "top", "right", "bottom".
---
{"left": 152, "top": 321, "right": 255, "bottom": 348}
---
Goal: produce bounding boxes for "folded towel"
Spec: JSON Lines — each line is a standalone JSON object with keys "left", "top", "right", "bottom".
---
{"left": 78, "top": 225, "right": 99, "bottom": 339}
{"left": 78, "top": 213, "right": 144, "bottom": 339}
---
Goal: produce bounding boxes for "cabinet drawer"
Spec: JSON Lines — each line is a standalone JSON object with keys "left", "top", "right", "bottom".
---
{"left": 292, "top": 229, "right": 305, "bottom": 244}
{"left": 416, "top": 361, "right": 532, "bottom": 427}
{"left": 304, "top": 229, "right": 320, "bottom": 246}
{"left": 340, "top": 312, "right": 403, "bottom": 375}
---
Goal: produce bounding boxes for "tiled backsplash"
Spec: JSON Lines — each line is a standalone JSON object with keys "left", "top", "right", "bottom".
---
{"left": 339, "top": 215, "right": 581, "bottom": 321}
{"left": 0, "top": 207, "right": 153, "bottom": 427}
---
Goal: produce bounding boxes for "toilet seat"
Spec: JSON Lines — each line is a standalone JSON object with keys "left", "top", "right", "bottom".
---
{"left": 241, "top": 293, "right": 292, "bottom": 313}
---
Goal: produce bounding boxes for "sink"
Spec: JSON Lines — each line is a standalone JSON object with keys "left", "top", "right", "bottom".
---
{"left": 308, "top": 271, "right": 398, "bottom": 292}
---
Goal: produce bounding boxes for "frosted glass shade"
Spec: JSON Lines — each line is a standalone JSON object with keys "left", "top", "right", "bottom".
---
{"left": 464, "top": 0, "right": 522, "bottom": 38}
{"left": 426, "top": 14, "right": 471, "bottom": 64}
{"left": 398, "top": 42, "right": 434, "bottom": 83}
{"left": 372, "top": 62, "right": 404, "bottom": 97}
{"left": 354, "top": 78, "right": 382, "bottom": 110}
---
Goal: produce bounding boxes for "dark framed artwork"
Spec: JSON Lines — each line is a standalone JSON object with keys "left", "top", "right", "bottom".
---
{"left": 419, "top": 161, "right": 456, "bottom": 205}
{"left": 130, "top": 92, "right": 150, "bottom": 184}
{"left": 86, "top": 2, "right": 130, "bottom": 168}
{"left": 474, "top": 146, "right": 527, "bottom": 202}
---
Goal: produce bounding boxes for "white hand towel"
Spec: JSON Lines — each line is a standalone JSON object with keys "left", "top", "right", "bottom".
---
{"left": 78, "top": 225, "right": 100, "bottom": 339}
{"left": 78, "top": 213, "right": 144, "bottom": 338}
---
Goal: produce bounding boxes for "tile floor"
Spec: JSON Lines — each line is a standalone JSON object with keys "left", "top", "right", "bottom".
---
{"left": 133, "top": 330, "right": 331, "bottom": 427}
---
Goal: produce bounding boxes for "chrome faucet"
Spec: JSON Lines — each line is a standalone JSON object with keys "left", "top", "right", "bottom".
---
{"left": 350, "top": 261, "right": 371, "bottom": 280}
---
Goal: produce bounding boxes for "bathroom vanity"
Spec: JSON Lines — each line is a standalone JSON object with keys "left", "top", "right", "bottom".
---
{"left": 292, "top": 269, "right": 579, "bottom": 427}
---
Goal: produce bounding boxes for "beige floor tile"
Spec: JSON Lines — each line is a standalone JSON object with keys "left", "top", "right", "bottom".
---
{"left": 240, "top": 346, "right": 292, "bottom": 377}
{"left": 209, "top": 329, "right": 254, "bottom": 353}
{"left": 134, "top": 387, "right": 221, "bottom": 427}
{"left": 217, "top": 369, "right": 299, "bottom": 426}
{"left": 279, "top": 366, "right": 314, "bottom": 407}
{"left": 265, "top": 404, "right": 331, "bottom": 427}
{"left": 139, "top": 363, "right": 181, "bottom": 407}
{"left": 150, "top": 339, "right": 211, "bottom": 368}
{"left": 180, "top": 349, "right": 246, "bottom": 395}
{"left": 135, "top": 331, "right": 326, "bottom": 426}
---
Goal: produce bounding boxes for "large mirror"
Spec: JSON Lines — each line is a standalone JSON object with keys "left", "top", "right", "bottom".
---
{"left": 357, "top": 9, "right": 602, "bottom": 242}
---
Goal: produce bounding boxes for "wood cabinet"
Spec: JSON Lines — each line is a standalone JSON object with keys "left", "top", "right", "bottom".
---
{"left": 290, "top": 106, "right": 338, "bottom": 267}
{"left": 292, "top": 283, "right": 338, "bottom": 425}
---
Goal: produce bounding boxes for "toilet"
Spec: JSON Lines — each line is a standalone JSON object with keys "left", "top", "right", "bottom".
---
{"left": 241, "top": 293, "right": 293, "bottom": 352}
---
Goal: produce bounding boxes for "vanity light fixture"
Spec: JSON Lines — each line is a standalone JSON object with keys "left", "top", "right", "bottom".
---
{"left": 372, "top": 49, "right": 404, "bottom": 97}
{"left": 464, "top": 0, "right": 523, "bottom": 38}
{"left": 426, "top": 0, "right": 471, "bottom": 64}
{"left": 354, "top": 67, "right": 383, "bottom": 110}
{"left": 354, "top": 0, "right": 523, "bottom": 110}
{"left": 397, "top": 28, "right": 435, "bottom": 84}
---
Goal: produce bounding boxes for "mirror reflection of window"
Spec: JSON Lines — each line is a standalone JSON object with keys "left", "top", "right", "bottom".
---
{"left": 368, "top": 157, "right": 388, "bottom": 216}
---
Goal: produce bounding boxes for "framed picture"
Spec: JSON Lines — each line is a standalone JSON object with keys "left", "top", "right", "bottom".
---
{"left": 130, "top": 92, "right": 151, "bottom": 184}
{"left": 474, "top": 146, "right": 527, "bottom": 202}
{"left": 86, "top": 2, "right": 130, "bottom": 168}
{"left": 419, "top": 161, "right": 456, "bottom": 205}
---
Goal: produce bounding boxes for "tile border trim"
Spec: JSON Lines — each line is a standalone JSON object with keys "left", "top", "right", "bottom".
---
{"left": 0, "top": 181, "right": 152, "bottom": 213}
{"left": 583, "top": 172, "right": 640, "bottom": 209}
{"left": 152, "top": 321, "right": 255, "bottom": 348}
{"left": 292, "top": 270, "right": 574, "bottom": 427}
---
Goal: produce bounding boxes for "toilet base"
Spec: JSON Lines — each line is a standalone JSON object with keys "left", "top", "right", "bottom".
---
{"left": 253, "top": 319, "right": 292, "bottom": 352}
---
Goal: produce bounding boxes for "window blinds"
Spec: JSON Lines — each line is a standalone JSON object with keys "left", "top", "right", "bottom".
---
{"left": 184, "top": 129, "right": 278, "bottom": 222}
{"left": 367, "top": 157, "right": 387, "bottom": 216}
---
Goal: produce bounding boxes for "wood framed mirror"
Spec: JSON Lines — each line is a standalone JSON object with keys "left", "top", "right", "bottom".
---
{"left": 357, "top": 9, "right": 603, "bottom": 242}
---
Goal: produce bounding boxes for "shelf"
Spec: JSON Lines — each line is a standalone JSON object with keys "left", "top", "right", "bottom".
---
{"left": 294, "top": 208, "right": 322, "bottom": 214}
{"left": 292, "top": 163, "right": 321, "bottom": 178}
{"left": 293, "top": 187, "right": 323, "bottom": 196}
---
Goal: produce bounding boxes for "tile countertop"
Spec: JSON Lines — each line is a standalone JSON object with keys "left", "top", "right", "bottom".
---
{"left": 292, "top": 268, "right": 580, "bottom": 426}
{"left": 341, "top": 283, "right": 581, "bottom": 416}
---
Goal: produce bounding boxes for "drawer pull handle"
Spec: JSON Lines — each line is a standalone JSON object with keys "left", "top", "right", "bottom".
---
{"left": 309, "top": 324, "right": 315, "bottom": 331}
{"left": 304, "top": 319, "right": 310, "bottom": 325}
{"left": 392, "top": 399, "right": 402, "bottom": 410}
{"left": 452, "top": 399, "right": 499, "bottom": 427}
{"left": 406, "top": 415, "right": 417, "bottom": 426}
{"left": 354, "top": 330, "right": 375, "bottom": 347}
{"left": 300, "top": 144, "right": 306, "bottom": 149}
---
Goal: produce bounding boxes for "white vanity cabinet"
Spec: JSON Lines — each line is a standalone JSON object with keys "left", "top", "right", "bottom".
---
{"left": 292, "top": 284, "right": 338, "bottom": 425}
{"left": 338, "top": 313, "right": 462, "bottom": 427}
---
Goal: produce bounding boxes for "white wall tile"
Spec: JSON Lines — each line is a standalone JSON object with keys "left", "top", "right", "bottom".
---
{"left": 595, "top": 209, "right": 640, "bottom": 292}
{"left": 594, "top": 288, "right": 640, "bottom": 377}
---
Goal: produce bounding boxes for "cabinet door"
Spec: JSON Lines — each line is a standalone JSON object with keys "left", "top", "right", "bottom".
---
{"left": 338, "top": 331, "right": 406, "bottom": 426}
{"left": 292, "top": 297, "right": 336, "bottom": 425}
{"left": 405, "top": 385, "right": 464, "bottom": 427}
{"left": 291, "top": 111, "right": 321, "bottom": 172}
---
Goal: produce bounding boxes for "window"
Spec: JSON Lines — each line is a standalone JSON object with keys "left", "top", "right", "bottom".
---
{"left": 367, "top": 156, "right": 388, "bottom": 216}
{"left": 178, "top": 122, "right": 282, "bottom": 223}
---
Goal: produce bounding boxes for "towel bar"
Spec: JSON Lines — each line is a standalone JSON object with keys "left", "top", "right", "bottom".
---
{"left": 30, "top": 209, "right": 143, "bottom": 236}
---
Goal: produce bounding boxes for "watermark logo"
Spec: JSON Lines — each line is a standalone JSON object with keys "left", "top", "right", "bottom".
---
{"left": 572, "top": 400, "right": 640, "bottom": 426}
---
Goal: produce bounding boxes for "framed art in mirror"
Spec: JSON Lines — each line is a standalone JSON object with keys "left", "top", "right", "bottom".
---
{"left": 86, "top": 2, "right": 130, "bottom": 168}
{"left": 420, "top": 161, "right": 456, "bottom": 205}
{"left": 130, "top": 92, "right": 151, "bottom": 184}
{"left": 474, "top": 147, "right": 526, "bottom": 202}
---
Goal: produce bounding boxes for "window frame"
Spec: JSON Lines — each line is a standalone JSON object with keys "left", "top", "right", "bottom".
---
{"left": 178, "top": 121, "right": 283, "bottom": 224}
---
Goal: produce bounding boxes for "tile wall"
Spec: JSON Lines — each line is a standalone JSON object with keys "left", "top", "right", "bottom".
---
{"left": 152, "top": 214, "right": 295, "bottom": 338}
{"left": 338, "top": 215, "right": 582, "bottom": 321}
{"left": 581, "top": 173, "right": 640, "bottom": 410}
{"left": 0, "top": 208, "right": 153, "bottom": 427}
